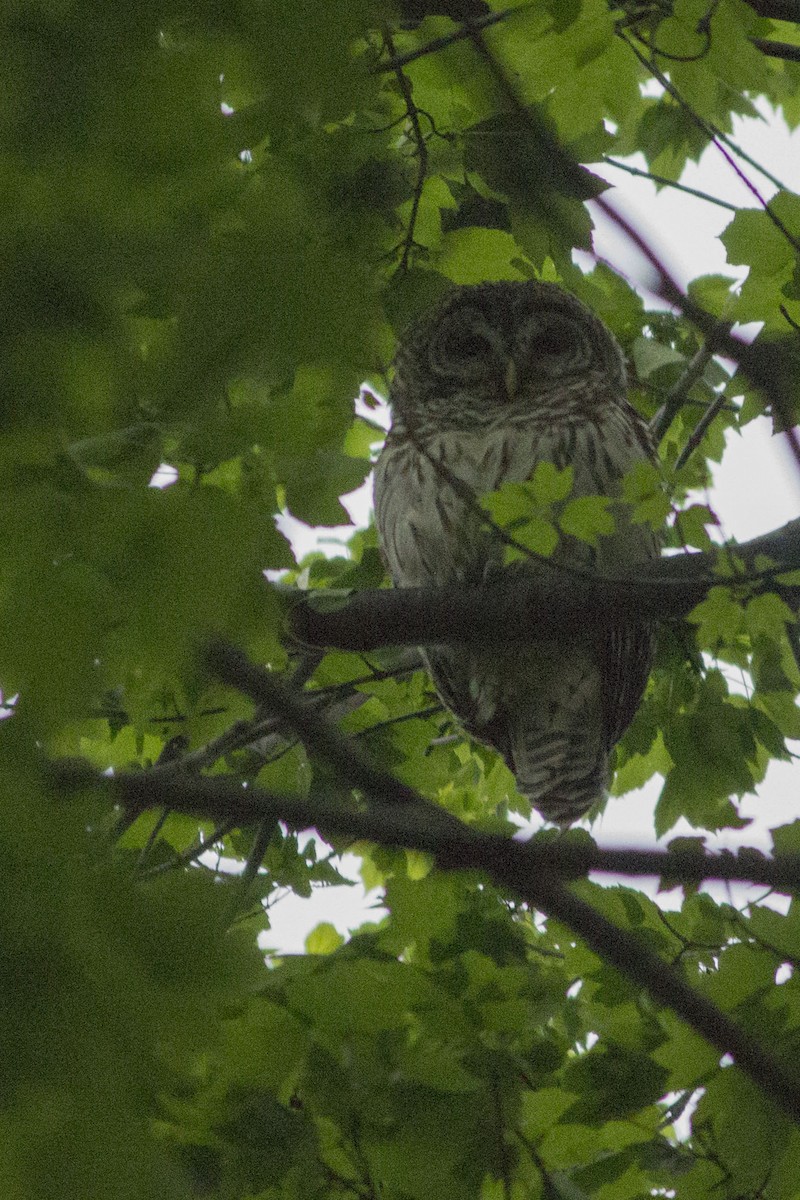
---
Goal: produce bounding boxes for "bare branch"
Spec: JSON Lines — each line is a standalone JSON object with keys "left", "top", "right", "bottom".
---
{"left": 651, "top": 342, "right": 719, "bottom": 443}
{"left": 384, "top": 28, "right": 429, "bottom": 273}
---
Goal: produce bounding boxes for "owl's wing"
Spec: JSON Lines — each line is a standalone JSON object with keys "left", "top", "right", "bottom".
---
{"left": 577, "top": 406, "right": 661, "bottom": 750}
{"left": 422, "top": 644, "right": 514, "bottom": 762}
{"left": 374, "top": 428, "right": 498, "bottom": 588}
{"left": 599, "top": 622, "right": 657, "bottom": 750}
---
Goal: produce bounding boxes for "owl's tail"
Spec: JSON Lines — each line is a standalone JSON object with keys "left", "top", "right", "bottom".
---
{"left": 509, "top": 724, "right": 609, "bottom": 826}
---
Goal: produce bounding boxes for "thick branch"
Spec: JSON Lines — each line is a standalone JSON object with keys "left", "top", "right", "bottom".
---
{"left": 289, "top": 518, "right": 800, "bottom": 651}
{"left": 55, "top": 632, "right": 800, "bottom": 1122}
{"left": 63, "top": 754, "right": 800, "bottom": 894}
{"left": 290, "top": 577, "right": 697, "bottom": 651}
{"left": 752, "top": 36, "right": 800, "bottom": 60}
{"left": 745, "top": 0, "right": 800, "bottom": 19}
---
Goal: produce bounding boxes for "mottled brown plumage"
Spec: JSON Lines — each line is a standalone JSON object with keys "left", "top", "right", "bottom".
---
{"left": 374, "top": 281, "right": 661, "bottom": 824}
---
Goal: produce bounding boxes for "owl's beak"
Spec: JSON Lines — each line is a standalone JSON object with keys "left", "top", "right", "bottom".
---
{"left": 504, "top": 358, "right": 518, "bottom": 400}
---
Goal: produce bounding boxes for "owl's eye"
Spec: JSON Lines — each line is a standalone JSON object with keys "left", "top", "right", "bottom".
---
{"left": 430, "top": 306, "right": 500, "bottom": 373}
{"left": 438, "top": 324, "right": 484, "bottom": 359}
{"left": 519, "top": 313, "right": 589, "bottom": 372}
{"left": 529, "top": 322, "right": 573, "bottom": 356}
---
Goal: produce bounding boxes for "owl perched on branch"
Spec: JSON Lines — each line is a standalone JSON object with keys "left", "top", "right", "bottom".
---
{"left": 373, "top": 281, "right": 661, "bottom": 825}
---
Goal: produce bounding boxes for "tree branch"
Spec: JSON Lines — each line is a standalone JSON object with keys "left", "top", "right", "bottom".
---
{"left": 206, "top": 645, "right": 800, "bottom": 1121}
{"left": 458, "top": 22, "right": 800, "bottom": 473}
{"left": 602, "top": 156, "right": 738, "bottom": 212}
{"left": 205, "top": 640, "right": 448, "bottom": 815}
{"left": 384, "top": 28, "right": 429, "bottom": 273}
{"left": 651, "top": 341, "right": 719, "bottom": 443}
{"left": 287, "top": 517, "right": 800, "bottom": 651}
{"left": 752, "top": 36, "right": 800, "bottom": 61}
{"left": 744, "top": 0, "right": 800, "bottom": 20}
{"left": 371, "top": 6, "right": 524, "bottom": 73}
{"left": 55, "top": 625, "right": 800, "bottom": 1122}
{"left": 675, "top": 389, "right": 732, "bottom": 470}
{"left": 620, "top": 32, "right": 800, "bottom": 261}
{"left": 57, "top": 755, "right": 800, "bottom": 1126}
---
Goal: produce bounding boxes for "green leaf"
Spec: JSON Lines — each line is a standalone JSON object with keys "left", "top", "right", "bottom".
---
{"left": 744, "top": 592, "right": 794, "bottom": 641}
{"left": 722, "top": 192, "right": 800, "bottom": 277}
{"left": 482, "top": 479, "right": 560, "bottom": 558}
{"left": 559, "top": 495, "right": 614, "bottom": 545}
{"left": 687, "top": 586, "right": 744, "bottom": 648}
{"left": 3, "top": 1, "right": 799, "bottom": 1190}
{"left": 563, "top": 1046, "right": 669, "bottom": 1122}
{"left": 306, "top": 922, "right": 346, "bottom": 955}
{"left": 697, "top": 1070, "right": 791, "bottom": 1192}
{"left": 620, "top": 461, "right": 671, "bottom": 529}
{"left": 631, "top": 337, "right": 686, "bottom": 379}
{"left": 674, "top": 503, "right": 719, "bottom": 550}
{"left": 530, "top": 461, "right": 575, "bottom": 504}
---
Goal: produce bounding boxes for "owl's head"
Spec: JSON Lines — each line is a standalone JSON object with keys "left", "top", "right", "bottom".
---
{"left": 390, "top": 281, "right": 627, "bottom": 428}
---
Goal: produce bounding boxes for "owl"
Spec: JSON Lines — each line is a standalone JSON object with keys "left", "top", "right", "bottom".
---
{"left": 373, "top": 280, "right": 661, "bottom": 825}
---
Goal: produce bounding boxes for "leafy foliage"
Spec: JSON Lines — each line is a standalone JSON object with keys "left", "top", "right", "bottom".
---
{"left": 3, "top": 0, "right": 800, "bottom": 1196}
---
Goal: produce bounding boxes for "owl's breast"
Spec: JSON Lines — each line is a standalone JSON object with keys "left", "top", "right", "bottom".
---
{"left": 374, "top": 421, "right": 564, "bottom": 587}
{"left": 373, "top": 404, "right": 657, "bottom": 589}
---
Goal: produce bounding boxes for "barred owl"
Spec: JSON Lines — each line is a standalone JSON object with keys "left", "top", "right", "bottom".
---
{"left": 373, "top": 281, "right": 661, "bottom": 825}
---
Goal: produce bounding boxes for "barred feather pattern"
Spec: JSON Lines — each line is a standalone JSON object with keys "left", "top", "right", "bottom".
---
{"left": 373, "top": 281, "right": 661, "bottom": 825}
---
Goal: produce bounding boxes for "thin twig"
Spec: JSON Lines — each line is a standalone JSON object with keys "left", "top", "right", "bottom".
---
{"left": 626, "top": 20, "right": 712, "bottom": 63}
{"left": 204, "top": 640, "right": 448, "bottom": 815}
{"left": 151, "top": 658, "right": 421, "bottom": 778}
{"left": 138, "top": 821, "right": 237, "bottom": 880}
{"left": 712, "top": 122, "right": 793, "bottom": 195}
{"left": 353, "top": 704, "right": 443, "bottom": 737}
{"left": 371, "top": 6, "right": 525, "bottom": 74}
{"left": 651, "top": 343, "right": 717, "bottom": 442}
{"left": 602, "top": 156, "right": 737, "bottom": 212}
{"left": 225, "top": 818, "right": 276, "bottom": 923}
{"left": 780, "top": 304, "right": 800, "bottom": 334}
{"left": 385, "top": 28, "right": 428, "bottom": 272}
{"left": 136, "top": 807, "right": 169, "bottom": 868}
{"left": 621, "top": 33, "right": 800, "bottom": 257}
{"left": 463, "top": 24, "right": 800, "bottom": 474}
{"left": 675, "top": 390, "right": 732, "bottom": 469}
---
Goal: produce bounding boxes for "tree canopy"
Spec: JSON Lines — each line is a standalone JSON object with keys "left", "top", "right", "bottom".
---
{"left": 5, "top": 1, "right": 800, "bottom": 1197}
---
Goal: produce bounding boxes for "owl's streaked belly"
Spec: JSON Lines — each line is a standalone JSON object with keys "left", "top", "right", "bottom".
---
{"left": 374, "top": 409, "right": 655, "bottom": 589}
